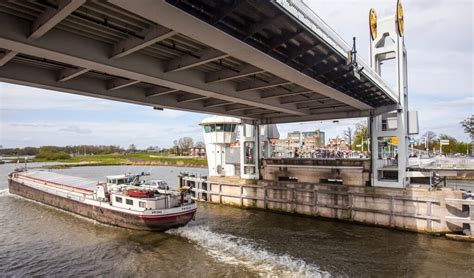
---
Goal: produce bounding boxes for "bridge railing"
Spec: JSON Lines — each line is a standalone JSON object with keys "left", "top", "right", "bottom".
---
{"left": 275, "top": 0, "right": 397, "bottom": 102}
{"left": 410, "top": 157, "right": 474, "bottom": 170}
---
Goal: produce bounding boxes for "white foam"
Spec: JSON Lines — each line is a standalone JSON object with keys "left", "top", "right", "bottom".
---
{"left": 167, "top": 225, "right": 330, "bottom": 277}
{"left": 0, "top": 188, "right": 10, "bottom": 196}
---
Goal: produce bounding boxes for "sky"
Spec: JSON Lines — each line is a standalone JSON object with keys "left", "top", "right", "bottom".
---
{"left": 0, "top": 0, "right": 473, "bottom": 149}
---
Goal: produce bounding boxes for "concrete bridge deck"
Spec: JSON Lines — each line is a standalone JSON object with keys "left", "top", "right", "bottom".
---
{"left": 0, "top": 0, "right": 396, "bottom": 124}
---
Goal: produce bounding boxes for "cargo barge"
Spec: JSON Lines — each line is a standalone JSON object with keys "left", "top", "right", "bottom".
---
{"left": 8, "top": 170, "right": 197, "bottom": 231}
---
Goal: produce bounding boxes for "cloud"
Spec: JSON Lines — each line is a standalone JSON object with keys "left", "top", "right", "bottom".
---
{"left": 0, "top": 83, "right": 120, "bottom": 111}
{"left": 431, "top": 97, "right": 474, "bottom": 108}
{"left": 0, "top": 120, "right": 205, "bottom": 149}
{"left": 58, "top": 125, "right": 92, "bottom": 134}
{"left": 9, "top": 123, "right": 55, "bottom": 128}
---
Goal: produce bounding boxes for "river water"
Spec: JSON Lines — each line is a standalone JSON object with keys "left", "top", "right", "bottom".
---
{"left": 1, "top": 163, "right": 473, "bottom": 277}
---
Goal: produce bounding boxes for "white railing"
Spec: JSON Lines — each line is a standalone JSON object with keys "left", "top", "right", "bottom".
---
{"left": 274, "top": 0, "right": 398, "bottom": 102}
{"left": 411, "top": 157, "right": 474, "bottom": 170}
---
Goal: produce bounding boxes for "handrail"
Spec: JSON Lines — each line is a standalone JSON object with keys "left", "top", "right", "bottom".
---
{"left": 272, "top": 0, "right": 398, "bottom": 103}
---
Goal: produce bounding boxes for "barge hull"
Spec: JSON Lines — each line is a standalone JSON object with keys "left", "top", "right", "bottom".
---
{"left": 9, "top": 179, "right": 196, "bottom": 231}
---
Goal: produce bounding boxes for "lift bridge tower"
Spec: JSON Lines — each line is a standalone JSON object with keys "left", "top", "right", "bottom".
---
{"left": 369, "top": 0, "right": 419, "bottom": 188}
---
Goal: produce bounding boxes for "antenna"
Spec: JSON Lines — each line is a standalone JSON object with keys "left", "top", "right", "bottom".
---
{"left": 348, "top": 37, "right": 364, "bottom": 79}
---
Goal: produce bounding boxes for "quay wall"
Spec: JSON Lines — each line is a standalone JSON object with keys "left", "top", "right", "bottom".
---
{"left": 261, "top": 158, "right": 371, "bottom": 186}
{"left": 182, "top": 176, "right": 465, "bottom": 234}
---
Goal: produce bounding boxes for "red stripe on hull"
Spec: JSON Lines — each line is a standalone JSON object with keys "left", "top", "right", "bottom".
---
{"left": 138, "top": 210, "right": 196, "bottom": 225}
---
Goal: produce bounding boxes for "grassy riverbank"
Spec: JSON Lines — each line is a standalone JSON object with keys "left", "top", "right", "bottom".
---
{"left": 32, "top": 152, "right": 207, "bottom": 169}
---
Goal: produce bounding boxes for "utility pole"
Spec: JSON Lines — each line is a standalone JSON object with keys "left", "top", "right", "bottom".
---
{"left": 344, "top": 127, "right": 353, "bottom": 150}
{"left": 425, "top": 135, "right": 428, "bottom": 152}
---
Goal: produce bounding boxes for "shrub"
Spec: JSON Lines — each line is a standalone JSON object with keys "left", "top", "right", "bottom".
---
{"left": 36, "top": 150, "right": 70, "bottom": 161}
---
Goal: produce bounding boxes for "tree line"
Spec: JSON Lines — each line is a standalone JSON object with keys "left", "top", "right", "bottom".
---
{"left": 0, "top": 137, "right": 205, "bottom": 159}
{"left": 416, "top": 132, "right": 470, "bottom": 154}
{"left": 0, "top": 145, "right": 123, "bottom": 156}
{"left": 343, "top": 115, "right": 473, "bottom": 155}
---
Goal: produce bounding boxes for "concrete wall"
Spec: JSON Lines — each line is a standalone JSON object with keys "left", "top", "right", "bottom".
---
{"left": 261, "top": 158, "right": 371, "bottom": 186}
{"left": 184, "top": 176, "right": 465, "bottom": 234}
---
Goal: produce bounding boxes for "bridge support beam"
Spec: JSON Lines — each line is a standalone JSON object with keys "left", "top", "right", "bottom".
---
{"left": 58, "top": 67, "right": 89, "bottom": 82}
{"left": 108, "top": 0, "right": 375, "bottom": 111}
{"left": 165, "top": 48, "right": 229, "bottom": 73}
{"left": 29, "top": 0, "right": 86, "bottom": 40}
{"left": 111, "top": 25, "right": 175, "bottom": 59}
{"left": 0, "top": 61, "right": 256, "bottom": 119}
{"left": 0, "top": 50, "right": 17, "bottom": 67}
{"left": 205, "top": 65, "right": 264, "bottom": 83}
{"left": 0, "top": 12, "right": 306, "bottom": 116}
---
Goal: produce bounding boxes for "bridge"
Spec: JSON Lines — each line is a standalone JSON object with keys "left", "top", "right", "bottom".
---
{"left": 0, "top": 0, "right": 397, "bottom": 124}
{"left": 0, "top": 0, "right": 417, "bottom": 189}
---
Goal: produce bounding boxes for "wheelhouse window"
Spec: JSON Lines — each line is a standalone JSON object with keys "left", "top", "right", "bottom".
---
{"left": 204, "top": 123, "right": 237, "bottom": 133}
{"left": 203, "top": 123, "right": 239, "bottom": 133}
{"left": 215, "top": 124, "right": 224, "bottom": 132}
{"left": 158, "top": 181, "right": 168, "bottom": 189}
{"left": 117, "top": 178, "right": 128, "bottom": 185}
{"left": 139, "top": 201, "right": 146, "bottom": 208}
{"left": 126, "top": 199, "right": 133, "bottom": 205}
{"left": 115, "top": 196, "right": 122, "bottom": 203}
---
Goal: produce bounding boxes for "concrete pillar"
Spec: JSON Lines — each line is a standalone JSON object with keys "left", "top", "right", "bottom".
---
{"left": 239, "top": 124, "right": 258, "bottom": 179}
{"left": 369, "top": 14, "right": 409, "bottom": 188}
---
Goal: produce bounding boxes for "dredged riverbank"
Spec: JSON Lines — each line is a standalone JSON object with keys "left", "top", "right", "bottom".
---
{"left": 1, "top": 163, "right": 473, "bottom": 277}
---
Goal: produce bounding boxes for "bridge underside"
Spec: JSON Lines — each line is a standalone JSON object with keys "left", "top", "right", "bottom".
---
{"left": 0, "top": 0, "right": 397, "bottom": 124}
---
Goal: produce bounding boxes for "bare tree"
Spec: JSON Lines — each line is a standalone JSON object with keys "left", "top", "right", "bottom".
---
{"left": 194, "top": 141, "right": 205, "bottom": 148}
{"left": 178, "top": 137, "right": 194, "bottom": 155}
{"left": 173, "top": 140, "right": 179, "bottom": 155}
{"left": 461, "top": 115, "right": 474, "bottom": 140}
{"left": 423, "top": 131, "right": 437, "bottom": 150}
{"left": 461, "top": 115, "right": 474, "bottom": 153}
{"left": 127, "top": 144, "right": 137, "bottom": 153}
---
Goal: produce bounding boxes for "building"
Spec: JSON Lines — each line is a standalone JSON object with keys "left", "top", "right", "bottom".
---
{"left": 189, "top": 146, "right": 206, "bottom": 158}
{"left": 327, "top": 137, "right": 349, "bottom": 151}
{"left": 146, "top": 146, "right": 161, "bottom": 153}
{"left": 271, "top": 130, "right": 325, "bottom": 157}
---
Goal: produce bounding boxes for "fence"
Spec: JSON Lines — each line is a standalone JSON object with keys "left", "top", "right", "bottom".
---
{"left": 412, "top": 157, "right": 474, "bottom": 169}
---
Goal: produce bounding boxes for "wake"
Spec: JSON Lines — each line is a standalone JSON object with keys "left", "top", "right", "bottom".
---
{"left": 0, "top": 188, "right": 9, "bottom": 196}
{"left": 167, "top": 225, "right": 330, "bottom": 277}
